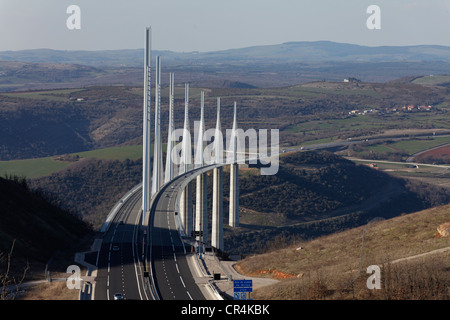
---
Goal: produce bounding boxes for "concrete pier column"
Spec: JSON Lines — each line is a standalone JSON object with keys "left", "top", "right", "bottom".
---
{"left": 212, "top": 166, "right": 223, "bottom": 251}
{"left": 229, "top": 163, "right": 239, "bottom": 227}
{"left": 195, "top": 173, "right": 208, "bottom": 243}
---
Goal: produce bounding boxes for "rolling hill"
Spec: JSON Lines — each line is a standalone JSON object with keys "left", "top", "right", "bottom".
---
{"left": 1, "top": 42, "right": 450, "bottom": 67}
{"left": 235, "top": 201, "right": 450, "bottom": 300}
{"left": 1, "top": 41, "right": 450, "bottom": 90}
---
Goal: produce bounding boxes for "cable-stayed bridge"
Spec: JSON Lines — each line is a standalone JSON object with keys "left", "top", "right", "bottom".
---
{"left": 92, "top": 27, "right": 279, "bottom": 301}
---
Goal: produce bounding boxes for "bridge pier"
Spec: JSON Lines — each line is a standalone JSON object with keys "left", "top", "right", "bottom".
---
{"left": 195, "top": 173, "right": 208, "bottom": 243}
{"left": 211, "top": 166, "right": 224, "bottom": 251}
{"left": 229, "top": 163, "right": 239, "bottom": 227}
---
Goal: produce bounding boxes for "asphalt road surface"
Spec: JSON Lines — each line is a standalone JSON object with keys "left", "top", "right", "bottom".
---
{"left": 94, "top": 190, "right": 149, "bottom": 300}
{"left": 95, "top": 172, "right": 207, "bottom": 300}
{"left": 149, "top": 176, "right": 206, "bottom": 300}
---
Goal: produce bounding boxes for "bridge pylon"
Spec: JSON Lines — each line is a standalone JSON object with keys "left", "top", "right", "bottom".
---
{"left": 229, "top": 102, "right": 239, "bottom": 228}
{"left": 179, "top": 83, "right": 193, "bottom": 236}
{"left": 195, "top": 91, "right": 208, "bottom": 243}
{"left": 142, "top": 27, "right": 152, "bottom": 221}
{"left": 152, "top": 56, "right": 163, "bottom": 196}
{"left": 211, "top": 97, "right": 224, "bottom": 251}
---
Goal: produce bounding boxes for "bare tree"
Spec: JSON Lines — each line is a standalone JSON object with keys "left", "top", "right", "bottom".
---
{"left": 0, "top": 240, "right": 29, "bottom": 300}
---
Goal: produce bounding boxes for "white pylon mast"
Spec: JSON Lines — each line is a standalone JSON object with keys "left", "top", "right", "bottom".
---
{"left": 179, "top": 83, "right": 193, "bottom": 236}
{"left": 180, "top": 83, "right": 191, "bottom": 174}
{"left": 195, "top": 91, "right": 205, "bottom": 168}
{"left": 164, "top": 72, "right": 175, "bottom": 184}
{"left": 152, "top": 56, "right": 162, "bottom": 196}
{"left": 195, "top": 91, "right": 207, "bottom": 243}
{"left": 232, "top": 101, "right": 238, "bottom": 162}
{"left": 214, "top": 97, "right": 223, "bottom": 164}
{"left": 142, "top": 27, "right": 152, "bottom": 220}
{"left": 229, "top": 101, "right": 239, "bottom": 227}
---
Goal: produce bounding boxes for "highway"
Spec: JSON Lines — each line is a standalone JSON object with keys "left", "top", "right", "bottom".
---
{"left": 94, "top": 189, "right": 149, "bottom": 300}
{"left": 94, "top": 167, "right": 217, "bottom": 300}
{"left": 283, "top": 132, "right": 450, "bottom": 154}
{"left": 148, "top": 175, "right": 206, "bottom": 300}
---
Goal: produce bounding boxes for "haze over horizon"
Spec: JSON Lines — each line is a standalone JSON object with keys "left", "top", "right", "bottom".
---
{"left": 1, "top": 0, "right": 449, "bottom": 52}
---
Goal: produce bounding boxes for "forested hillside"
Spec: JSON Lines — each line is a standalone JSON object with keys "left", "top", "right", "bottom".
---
{"left": 224, "top": 151, "right": 450, "bottom": 254}
{"left": 0, "top": 86, "right": 142, "bottom": 160}
{"left": 0, "top": 176, "right": 91, "bottom": 264}
{"left": 28, "top": 158, "right": 142, "bottom": 229}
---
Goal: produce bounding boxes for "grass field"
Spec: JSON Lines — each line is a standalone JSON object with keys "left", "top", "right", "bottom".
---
{"left": 0, "top": 88, "right": 85, "bottom": 101}
{"left": 364, "top": 136, "right": 450, "bottom": 156}
{"left": 0, "top": 145, "right": 145, "bottom": 179}
{"left": 412, "top": 75, "right": 450, "bottom": 86}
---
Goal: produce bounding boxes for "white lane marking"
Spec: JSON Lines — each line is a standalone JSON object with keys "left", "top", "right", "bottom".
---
{"left": 180, "top": 276, "right": 186, "bottom": 288}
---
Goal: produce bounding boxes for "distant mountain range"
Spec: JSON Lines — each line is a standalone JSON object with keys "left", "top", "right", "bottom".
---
{"left": 1, "top": 41, "right": 450, "bottom": 90}
{"left": 1, "top": 41, "right": 449, "bottom": 67}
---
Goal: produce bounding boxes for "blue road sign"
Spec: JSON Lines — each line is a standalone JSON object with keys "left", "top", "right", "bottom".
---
{"left": 234, "top": 279, "right": 253, "bottom": 300}
{"left": 234, "top": 280, "right": 252, "bottom": 288}
{"left": 234, "top": 292, "right": 249, "bottom": 300}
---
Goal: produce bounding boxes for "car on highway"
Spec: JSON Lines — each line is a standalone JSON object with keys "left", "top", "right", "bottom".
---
{"left": 114, "top": 293, "right": 124, "bottom": 300}
{"left": 112, "top": 245, "right": 120, "bottom": 252}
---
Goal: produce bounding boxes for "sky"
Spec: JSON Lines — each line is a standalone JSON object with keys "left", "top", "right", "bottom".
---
{"left": 0, "top": 0, "right": 449, "bottom": 52}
